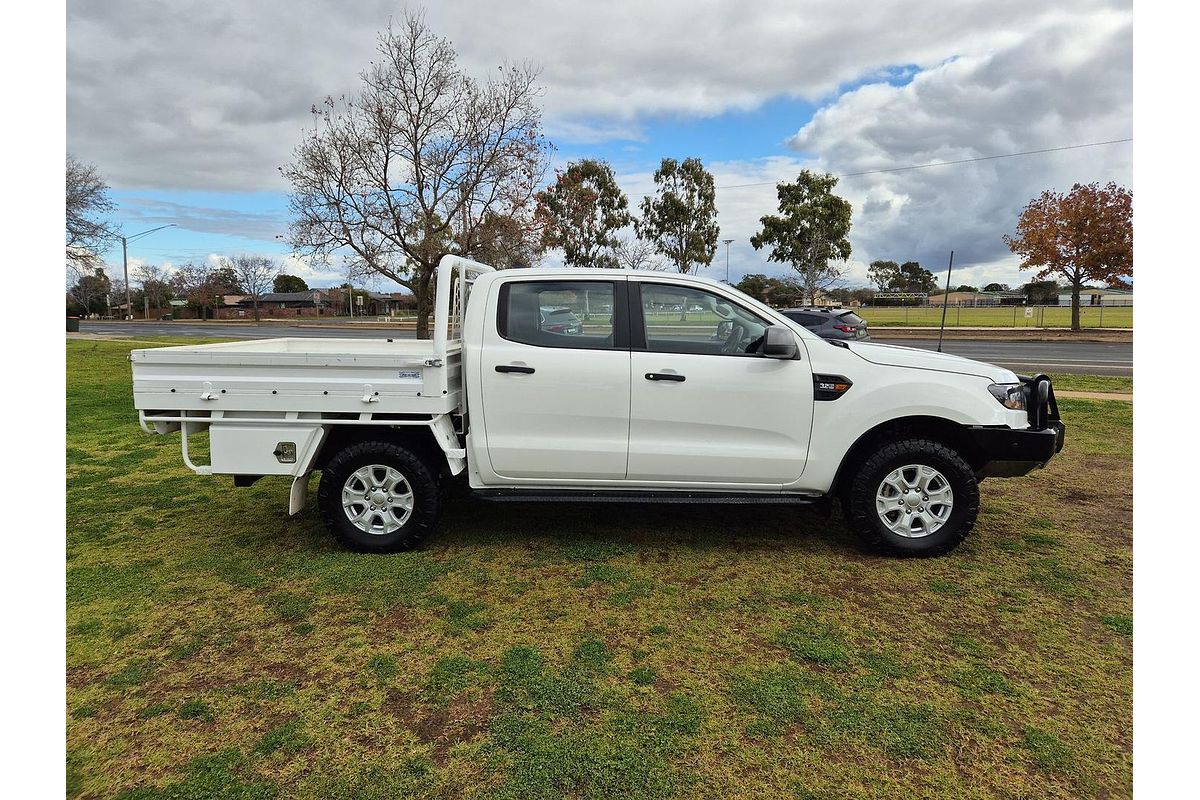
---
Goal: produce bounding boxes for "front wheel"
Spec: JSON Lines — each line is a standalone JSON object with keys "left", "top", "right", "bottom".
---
{"left": 317, "top": 441, "right": 441, "bottom": 553}
{"left": 844, "top": 438, "right": 979, "bottom": 557}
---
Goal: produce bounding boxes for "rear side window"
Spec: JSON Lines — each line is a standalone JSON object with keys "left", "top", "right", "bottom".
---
{"left": 838, "top": 311, "right": 865, "bottom": 325}
{"left": 498, "top": 281, "right": 617, "bottom": 350}
{"left": 785, "top": 312, "right": 826, "bottom": 327}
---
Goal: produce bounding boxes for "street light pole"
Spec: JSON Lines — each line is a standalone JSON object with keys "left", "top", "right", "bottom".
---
{"left": 121, "top": 224, "right": 177, "bottom": 320}
{"left": 722, "top": 239, "right": 733, "bottom": 283}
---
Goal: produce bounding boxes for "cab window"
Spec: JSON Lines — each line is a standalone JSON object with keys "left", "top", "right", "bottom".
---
{"left": 498, "top": 281, "right": 618, "bottom": 350}
{"left": 637, "top": 283, "right": 769, "bottom": 356}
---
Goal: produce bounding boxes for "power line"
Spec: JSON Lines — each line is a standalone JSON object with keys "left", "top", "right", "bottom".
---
{"left": 716, "top": 138, "right": 1133, "bottom": 190}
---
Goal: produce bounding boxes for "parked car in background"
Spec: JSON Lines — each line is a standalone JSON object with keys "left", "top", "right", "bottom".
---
{"left": 781, "top": 308, "right": 870, "bottom": 341}
{"left": 539, "top": 306, "right": 583, "bottom": 335}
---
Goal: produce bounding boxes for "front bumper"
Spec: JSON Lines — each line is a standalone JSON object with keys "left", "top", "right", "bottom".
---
{"left": 971, "top": 373, "right": 1065, "bottom": 478}
{"left": 969, "top": 421, "right": 1065, "bottom": 477}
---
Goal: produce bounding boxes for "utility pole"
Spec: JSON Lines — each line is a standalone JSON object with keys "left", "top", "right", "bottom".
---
{"left": 722, "top": 239, "right": 733, "bottom": 283}
{"left": 936, "top": 250, "right": 954, "bottom": 353}
{"left": 121, "top": 238, "right": 128, "bottom": 318}
{"left": 121, "top": 224, "right": 176, "bottom": 321}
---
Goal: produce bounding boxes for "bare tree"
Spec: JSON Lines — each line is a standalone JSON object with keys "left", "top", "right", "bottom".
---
{"left": 66, "top": 155, "right": 118, "bottom": 269}
{"left": 614, "top": 236, "right": 665, "bottom": 271}
{"left": 133, "top": 263, "right": 172, "bottom": 315}
{"left": 66, "top": 264, "right": 110, "bottom": 316}
{"left": 170, "top": 263, "right": 221, "bottom": 319}
{"left": 220, "top": 255, "right": 278, "bottom": 321}
{"left": 283, "top": 11, "right": 552, "bottom": 338}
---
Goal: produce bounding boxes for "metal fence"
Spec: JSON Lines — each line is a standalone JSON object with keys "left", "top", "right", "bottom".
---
{"left": 855, "top": 304, "right": 1133, "bottom": 329}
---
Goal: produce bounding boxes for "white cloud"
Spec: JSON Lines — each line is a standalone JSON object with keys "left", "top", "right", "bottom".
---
{"left": 786, "top": 11, "right": 1132, "bottom": 287}
{"left": 69, "top": 0, "right": 1131, "bottom": 196}
{"left": 70, "top": 1, "right": 1131, "bottom": 291}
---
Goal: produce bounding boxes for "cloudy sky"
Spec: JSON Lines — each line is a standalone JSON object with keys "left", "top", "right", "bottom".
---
{"left": 66, "top": 0, "right": 1132, "bottom": 290}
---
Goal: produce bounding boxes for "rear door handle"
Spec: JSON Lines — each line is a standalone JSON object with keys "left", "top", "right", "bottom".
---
{"left": 495, "top": 364, "right": 535, "bottom": 374}
{"left": 645, "top": 372, "right": 685, "bottom": 382}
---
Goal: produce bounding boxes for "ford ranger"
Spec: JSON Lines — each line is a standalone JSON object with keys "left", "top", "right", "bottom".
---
{"left": 130, "top": 255, "right": 1064, "bottom": 557}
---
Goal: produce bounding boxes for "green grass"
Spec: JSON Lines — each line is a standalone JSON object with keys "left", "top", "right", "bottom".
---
{"left": 67, "top": 339, "right": 1131, "bottom": 799}
{"left": 856, "top": 305, "right": 1132, "bottom": 328}
{"left": 1048, "top": 373, "right": 1133, "bottom": 394}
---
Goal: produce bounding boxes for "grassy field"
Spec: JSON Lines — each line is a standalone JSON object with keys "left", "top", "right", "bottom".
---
{"left": 1048, "top": 373, "right": 1133, "bottom": 394}
{"left": 856, "top": 305, "right": 1132, "bottom": 329}
{"left": 67, "top": 339, "right": 1132, "bottom": 799}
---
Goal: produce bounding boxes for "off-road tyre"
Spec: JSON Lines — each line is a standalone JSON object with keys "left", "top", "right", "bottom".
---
{"left": 844, "top": 438, "right": 979, "bottom": 557}
{"left": 317, "top": 441, "right": 441, "bottom": 553}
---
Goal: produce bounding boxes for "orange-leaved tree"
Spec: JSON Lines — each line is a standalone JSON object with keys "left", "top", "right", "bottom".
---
{"left": 1003, "top": 182, "right": 1132, "bottom": 331}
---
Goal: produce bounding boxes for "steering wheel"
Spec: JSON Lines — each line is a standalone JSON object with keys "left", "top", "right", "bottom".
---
{"left": 721, "top": 321, "right": 748, "bottom": 354}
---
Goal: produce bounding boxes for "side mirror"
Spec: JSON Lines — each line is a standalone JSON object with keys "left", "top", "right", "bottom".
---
{"left": 760, "top": 325, "right": 798, "bottom": 359}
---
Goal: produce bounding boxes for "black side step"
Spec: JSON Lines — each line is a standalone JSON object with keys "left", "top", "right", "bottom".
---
{"left": 472, "top": 489, "right": 822, "bottom": 505}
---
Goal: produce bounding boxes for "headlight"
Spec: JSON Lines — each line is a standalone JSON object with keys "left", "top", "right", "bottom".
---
{"left": 988, "top": 383, "right": 1026, "bottom": 410}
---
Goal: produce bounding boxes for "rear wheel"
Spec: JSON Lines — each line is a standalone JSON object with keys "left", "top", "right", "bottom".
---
{"left": 844, "top": 438, "right": 979, "bottom": 557}
{"left": 317, "top": 441, "right": 441, "bottom": 553}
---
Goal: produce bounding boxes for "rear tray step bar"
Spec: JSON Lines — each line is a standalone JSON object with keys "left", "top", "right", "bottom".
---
{"left": 472, "top": 489, "right": 823, "bottom": 504}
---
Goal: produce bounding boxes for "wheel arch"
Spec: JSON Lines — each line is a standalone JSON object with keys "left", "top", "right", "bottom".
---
{"left": 313, "top": 424, "right": 448, "bottom": 475}
{"left": 829, "top": 415, "right": 985, "bottom": 500}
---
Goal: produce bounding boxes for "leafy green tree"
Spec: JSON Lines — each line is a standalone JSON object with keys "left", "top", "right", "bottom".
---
{"left": 471, "top": 211, "right": 544, "bottom": 269}
{"left": 534, "top": 159, "right": 631, "bottom": 268}
{"left": 982, "top": 282, "right": 1010, "bottom": 292}
{"left": 1020, "top": 279, "right": 1060, "bottom": 304}
{"left": 273, "top": 274, "right": 309, "bottom": 293}
{"left": 867, "top": 259, "right": 935, "bottom": 293}
{"left": 734, "top": 273, "right": 774, "bottom": 303}
{"left": 733, "top": 273, "right": 804, "bottom": 307}
{"left": 849, "top": 287, "right": 876, "bottom": 305}
{"left": 635, "top": 157, "right": 719, "bottom": 275}
{"left": 953, "top": 284, "right": 978, "bottom": 293}
{"left": 750, "top": 170, "right": 852, "bottom": 304}
{"left": 867, "top": 260, "right": 899, "bottom": 290}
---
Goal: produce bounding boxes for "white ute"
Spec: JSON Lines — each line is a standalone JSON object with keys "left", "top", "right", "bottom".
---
{"left": 131, "top": 255, "right": 1065, "bottom": 556}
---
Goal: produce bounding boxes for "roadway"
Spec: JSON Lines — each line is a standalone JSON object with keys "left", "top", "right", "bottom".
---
{"left": 75, "top": 321, "right": 1133, "bottom": 376}
{"left": 880, "top": 338, "right": 1132, "bottom": 377}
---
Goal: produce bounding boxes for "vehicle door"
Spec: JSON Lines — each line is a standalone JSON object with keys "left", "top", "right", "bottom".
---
{"left": 479, "top": 278, "right": 631, "bottom": 480}
{"left": 627, "top": 280, "right": 814, "bottom": 486}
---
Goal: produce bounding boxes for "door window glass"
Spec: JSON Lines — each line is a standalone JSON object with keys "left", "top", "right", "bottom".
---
{"left": 499, "top": 281, "right": 616, "bottom": 349}
{"left": 640, "top": 284, "right": 769, "bottom": 355}
{"left": 784, "top": 312, "right": 825, "bottom": 327}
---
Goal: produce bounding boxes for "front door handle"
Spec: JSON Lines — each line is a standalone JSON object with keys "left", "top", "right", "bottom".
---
{"left": 645, "top": 372, "right": 685, "bottom": 382}
{"left": 495, "top": 364, "right": 535, "bottom": 374}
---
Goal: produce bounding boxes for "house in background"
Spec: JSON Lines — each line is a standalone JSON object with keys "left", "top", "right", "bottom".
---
{"left": 930, "top": 290, "right": 1025, "bottom": 307}
{"left": 234, "top": 290, "right": 337, "bottom": 317}
{"left": 1057, "top": 287, "right": 1133, "bottom": 306}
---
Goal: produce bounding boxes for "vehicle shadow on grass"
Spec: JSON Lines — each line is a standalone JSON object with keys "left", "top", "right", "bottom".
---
{"left": 433, "top": 483, "right": 859, "bottom": 556}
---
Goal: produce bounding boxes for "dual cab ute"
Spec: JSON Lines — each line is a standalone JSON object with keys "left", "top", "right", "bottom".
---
{"left": 131, "top": 256, "right": 1064, "bottom": 557}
